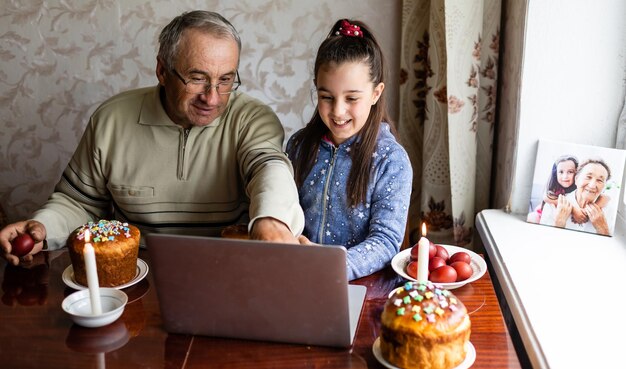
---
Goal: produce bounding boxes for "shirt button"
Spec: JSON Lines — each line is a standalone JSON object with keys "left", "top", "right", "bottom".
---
{"left": 129, "top": 190, "right": 136, "bottom": 196}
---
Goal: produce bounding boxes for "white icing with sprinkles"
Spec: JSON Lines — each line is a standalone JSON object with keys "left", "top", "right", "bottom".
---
{"left": 75, "top": 220, "right": 132, "bottom": 243}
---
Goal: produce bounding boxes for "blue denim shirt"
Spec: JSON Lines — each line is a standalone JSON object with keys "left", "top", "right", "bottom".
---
{"left": 287, "top": 123, "right": 412, "bottom": 280}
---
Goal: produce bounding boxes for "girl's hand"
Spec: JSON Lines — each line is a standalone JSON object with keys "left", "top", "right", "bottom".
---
{"left": 570, "top": 206, "right": 589, "bottom": 224}
{"left": 543, "top": 194, "right": 558, "bottom": 206}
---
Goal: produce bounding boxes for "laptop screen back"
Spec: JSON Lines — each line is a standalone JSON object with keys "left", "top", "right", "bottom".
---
{"left": 146, "top": 234, "right": 366, "bottom": 348}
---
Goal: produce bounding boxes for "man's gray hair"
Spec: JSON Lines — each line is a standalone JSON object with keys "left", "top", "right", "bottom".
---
{"left": 157, "top": 10, "right": 241, "bottom": 70}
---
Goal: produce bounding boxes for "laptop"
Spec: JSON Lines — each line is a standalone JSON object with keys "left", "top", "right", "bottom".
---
{"left": 146, "top": 233, "right": 367, "bottom": 348}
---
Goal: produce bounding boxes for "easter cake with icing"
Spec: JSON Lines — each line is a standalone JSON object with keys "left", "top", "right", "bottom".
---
{"left": 67, "top": 220, "right": 140, "bottom": 287}
{"left": 380, "top": 281, "right": 471, "bottom": 369}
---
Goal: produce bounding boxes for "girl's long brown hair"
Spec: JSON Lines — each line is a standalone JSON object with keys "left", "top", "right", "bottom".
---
{"left": 290, "top": 19, "right": 396, "bottom": 207}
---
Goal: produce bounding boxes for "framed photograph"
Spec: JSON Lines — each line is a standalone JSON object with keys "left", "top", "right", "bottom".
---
{"left": 527, "top": 140, "right": 626, "bottom": 236}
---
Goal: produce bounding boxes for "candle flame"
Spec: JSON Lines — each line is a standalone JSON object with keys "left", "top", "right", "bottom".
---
{"left": 421, "top": 222, "right": 427, "bottom": 237}
{"left": 84, "top": 229, "right": 91, "bottom": 243}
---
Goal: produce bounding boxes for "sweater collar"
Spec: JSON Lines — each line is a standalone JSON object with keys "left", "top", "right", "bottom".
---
{"left": 137, "top": 85, "right": 177, "bottom": 127}
{"left": 320, "top": 132, "right": 358, "bottom": 150}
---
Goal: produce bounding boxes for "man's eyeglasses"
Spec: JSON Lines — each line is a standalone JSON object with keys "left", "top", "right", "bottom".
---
{"left": 170, "top": 69, "right": 241, "bottom": 95}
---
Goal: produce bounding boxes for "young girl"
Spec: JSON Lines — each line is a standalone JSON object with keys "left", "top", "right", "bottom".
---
{"left": 286, "top": 19, "right": 412, "bottom": 280}
{"left": 544, "top": 155, "right": 579, "bottom": 204}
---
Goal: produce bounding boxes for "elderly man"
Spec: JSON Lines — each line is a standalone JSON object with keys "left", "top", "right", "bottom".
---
{"left": 1, "top": 10, "right": 304, "bottom": 265}
{"left": 540, "top": 158, "right": 614, "bottom": 235}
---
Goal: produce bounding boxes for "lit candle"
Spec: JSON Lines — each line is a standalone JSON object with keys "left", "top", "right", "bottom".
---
{"left": 417, "top": 223, "right": 430, "bottom": 282}
{"left": 83, "top": 229, "right": 102, "bottom": 315}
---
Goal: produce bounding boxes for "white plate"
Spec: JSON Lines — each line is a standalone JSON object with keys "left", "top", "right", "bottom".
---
{"left": 372, "top": 337, "right": 476, "bottom": 369}
{"left": 391, "top": 244, "right": 487, "bottom": 289}
{"left": 62, "top": 258, "right": 149, "bottom": 290}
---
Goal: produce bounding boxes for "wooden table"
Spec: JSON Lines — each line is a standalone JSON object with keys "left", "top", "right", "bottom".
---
{"left": 0, "top": 249, "right": 520, "bottom": 368}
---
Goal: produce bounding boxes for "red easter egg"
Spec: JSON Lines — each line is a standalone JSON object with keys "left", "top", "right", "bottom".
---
{"left": 11, "top": 233, "right": 35, "bottom": 257}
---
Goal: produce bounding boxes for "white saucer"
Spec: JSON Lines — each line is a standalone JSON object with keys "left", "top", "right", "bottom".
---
{"left": 372, "top": 337, "right": 476, "bottom": 369}
{"left": 63, "top": 258, "right": 148, "bottom": 290}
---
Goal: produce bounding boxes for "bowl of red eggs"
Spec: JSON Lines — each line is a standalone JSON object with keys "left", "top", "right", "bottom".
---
{"left": 391, "top": 242, "right": 487, "bottom": 289}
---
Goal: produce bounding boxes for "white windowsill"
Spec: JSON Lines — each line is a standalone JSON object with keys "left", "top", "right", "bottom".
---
{"left": 476, "top": 209, "right": 626, "bottom": 369}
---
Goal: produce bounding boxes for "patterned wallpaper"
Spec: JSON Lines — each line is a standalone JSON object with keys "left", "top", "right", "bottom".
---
{"left": 0, "top": 0, "right": 400, "bottom": 221}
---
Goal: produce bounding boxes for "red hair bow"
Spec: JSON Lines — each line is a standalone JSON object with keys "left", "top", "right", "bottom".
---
{"left": 335, "top": 20, "right": 363, "bottom": 38}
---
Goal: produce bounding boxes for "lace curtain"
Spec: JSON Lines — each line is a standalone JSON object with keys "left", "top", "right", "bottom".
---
{"left": 398, "top": 0, "right": 502, "bottom": 249}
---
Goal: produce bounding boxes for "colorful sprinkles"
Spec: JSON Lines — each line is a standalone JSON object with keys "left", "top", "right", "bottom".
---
{"left": 390, "top": 281, "right": 461, "bottom": 325}
{"left": 76, "top": 220, "right": 132, "bottom": 243}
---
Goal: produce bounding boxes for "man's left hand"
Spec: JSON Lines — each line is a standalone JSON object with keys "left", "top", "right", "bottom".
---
{"left": 250, "top": 218, "right": 298, "bottom": 244}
